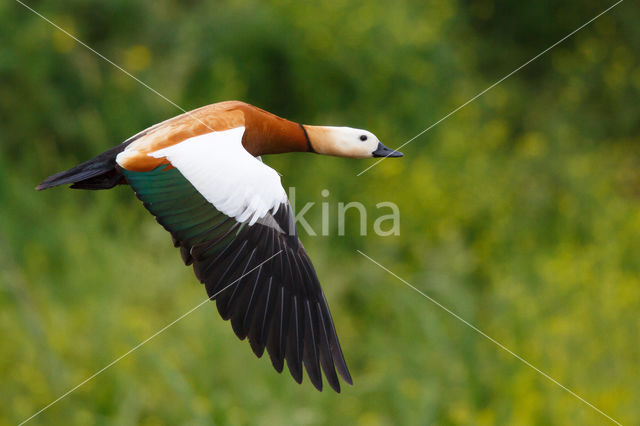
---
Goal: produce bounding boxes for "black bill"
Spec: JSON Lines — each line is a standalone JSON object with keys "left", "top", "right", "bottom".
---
{"left": 372, "top": 142, "right": 403, "bottom": 158}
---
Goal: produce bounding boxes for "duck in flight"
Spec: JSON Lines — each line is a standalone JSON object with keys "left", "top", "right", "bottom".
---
{"left": 37, "top": 101, "right": 403, "bottom": 392}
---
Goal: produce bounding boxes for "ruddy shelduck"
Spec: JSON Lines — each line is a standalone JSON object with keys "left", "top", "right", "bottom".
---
{"left": 38, "top": 100, "right": 403, "bottom": 392}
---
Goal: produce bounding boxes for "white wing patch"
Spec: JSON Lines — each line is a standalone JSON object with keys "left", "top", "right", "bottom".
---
{"left": 145, "top": 127, "right": 287, "bottom": 226}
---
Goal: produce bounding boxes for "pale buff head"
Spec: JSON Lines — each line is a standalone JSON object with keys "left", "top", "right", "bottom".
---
{"left": 303, "top": 125, "right": 403, "bottom": 159}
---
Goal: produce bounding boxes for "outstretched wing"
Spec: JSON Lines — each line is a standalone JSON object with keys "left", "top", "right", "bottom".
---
{"left": 117, "top": 127, "right": 352, "bottom": 392}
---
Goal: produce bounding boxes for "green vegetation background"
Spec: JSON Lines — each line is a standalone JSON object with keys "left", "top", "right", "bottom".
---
{"left": 1, "top": 0, "right": 639, "bottom": 424}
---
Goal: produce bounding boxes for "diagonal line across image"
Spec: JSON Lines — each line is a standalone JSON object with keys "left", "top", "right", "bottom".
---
{"left": 13, "top": 0, "right": 217, "bottom": 132}
{"left": 18, "top": 251, "right": 283, "bottom": 425}
{"left": 357, "top": 250, "right": 622, "bottom": 425}
{"left": 357, "top": 0, "right": 625, "bottom": 176}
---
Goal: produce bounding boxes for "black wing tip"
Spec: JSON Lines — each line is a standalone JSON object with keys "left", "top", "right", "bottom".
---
{"left": 308, "top": 373, "right": 323, "bottom": 391}
{"left": 328, "top": 376, "right": 343, "bottom": 393}
{"left": 316, "top": 364, "right": 353, "bottom": 393}
{"left": 286, "top": 359, "right": 303, "bottom": 384}
{"left": 294, "top": 366, "right": 351, "bottom": 392}
{"left": 322, "top": 367, "right": 344, "bottom": 392}
{"left": 305, "top": 369, "right": 349, "bottom": 393}
{"left": 335, "top": 362, "right": 353, "bottom": 385}
{"left": 326, "top": 368, "right": 351, "bottom": 393}
{"left": 35, "top": 179, "right": 61, "bottom": 191}
{"left": 342, "top": 372, "right": 354, "bottom": 386}
{"left": 270, "top": 353, "right": 285, "bottom": 373}
{"left": 35, "top": 170, "right": 67, "bottom": 191}
{"left": 249, "top": 337, "right": 266, "bottom": 358}
{"left": 263, "top": 348, "right": 282, "bottom": 379}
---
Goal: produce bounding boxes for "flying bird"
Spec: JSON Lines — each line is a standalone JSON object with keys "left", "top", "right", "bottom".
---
{"left": 37, "top": 100, "right": 403, "bottom": 392}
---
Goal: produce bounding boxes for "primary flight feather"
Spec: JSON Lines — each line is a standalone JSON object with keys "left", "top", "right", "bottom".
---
{"left": 37, "top": 100, "right": 403, "bottom": 392}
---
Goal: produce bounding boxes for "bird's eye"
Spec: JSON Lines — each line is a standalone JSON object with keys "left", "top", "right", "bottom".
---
{"left": 360, "top": 135, "right": 368, "bottom": 141}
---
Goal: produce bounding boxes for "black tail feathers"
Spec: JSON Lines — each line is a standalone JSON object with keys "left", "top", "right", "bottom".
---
{"left": 36, "top": 143, "right": 130, "bottom": 191}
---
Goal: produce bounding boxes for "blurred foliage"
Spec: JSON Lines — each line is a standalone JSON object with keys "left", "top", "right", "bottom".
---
{"left": 1, "top": 0, "right": 640, "bottom": 424}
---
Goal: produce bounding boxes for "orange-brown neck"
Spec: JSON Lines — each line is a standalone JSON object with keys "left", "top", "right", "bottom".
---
{"left": 238, "top": 104, "right": 312, "bottom": 156}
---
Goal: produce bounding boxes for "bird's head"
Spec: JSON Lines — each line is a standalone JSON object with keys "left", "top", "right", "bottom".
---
{"left": 303, "top": 125, "right": 403, "bottom": 159}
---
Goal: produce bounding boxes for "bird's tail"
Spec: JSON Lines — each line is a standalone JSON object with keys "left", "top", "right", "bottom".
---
{"left": 36, "top": 143, "right": 130, "bottom": 191}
